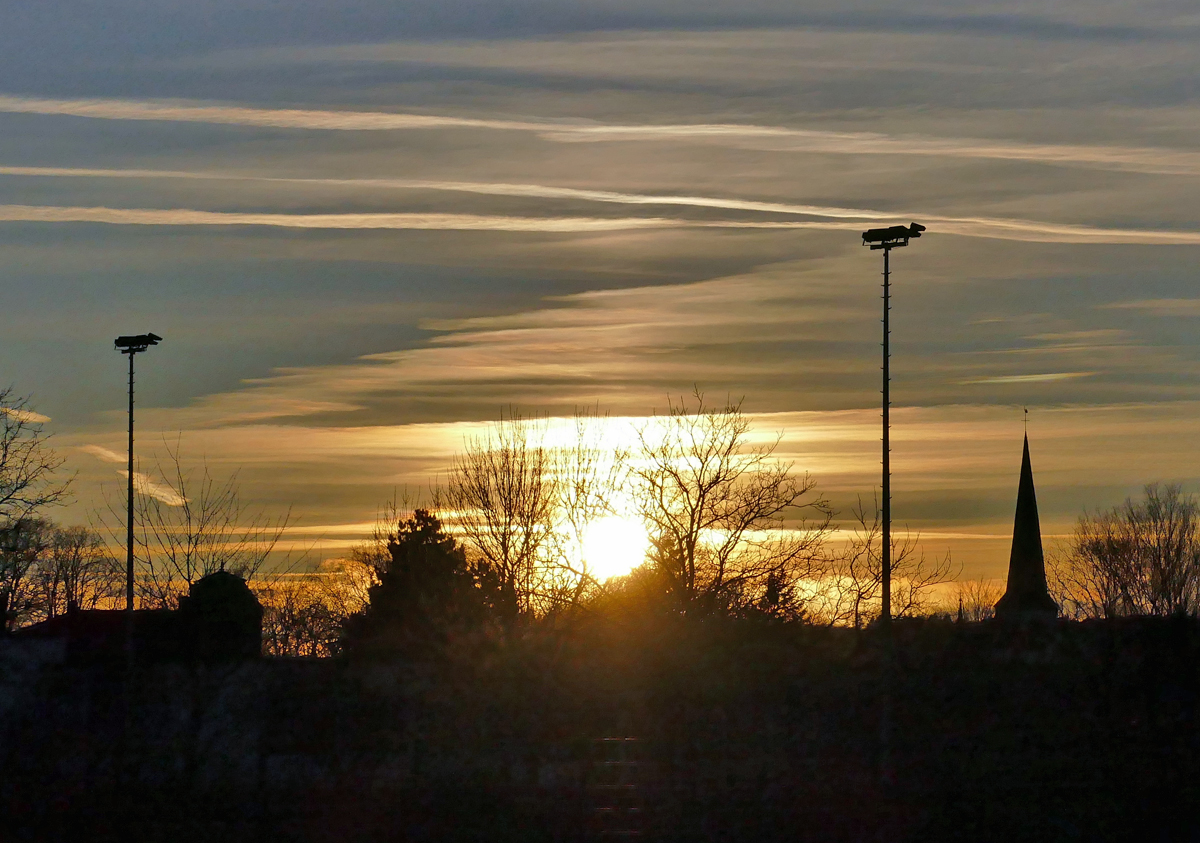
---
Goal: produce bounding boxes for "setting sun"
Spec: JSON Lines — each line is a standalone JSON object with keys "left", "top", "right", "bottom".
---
{"left": 580, "top": 515, "right": 652, "bottom": 582}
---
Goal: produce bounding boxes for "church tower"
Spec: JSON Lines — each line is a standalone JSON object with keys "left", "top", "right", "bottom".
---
{"left": 994, "top": 434, "right": 1058, "bottom": 621}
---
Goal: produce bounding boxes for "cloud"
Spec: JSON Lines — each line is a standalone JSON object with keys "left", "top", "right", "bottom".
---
{"left": 1101, "top": 298, "right": 1200, "bottom": 317}
{"left": 79, "top": 444, "right": 126, "bottom": 463}
{"left": 118, "top": 470, "right": 187, "bottom": 506}
{"left": 961, "top": 372, "right": 1096, "bottom": 385}
{"left": 4, "top": 94, "right": 1200, "bottom": 176}
{"left": 0, "top": 205, "right": 689, "bottom": 232}
{"left": 81, "top": 444, "right": 186, "bottom": 505}
{"left": 0, "top": 95, "right": 547, "bottom": 133}
{"left": 545, "top": 126, "right": 1200, "bottom": 177}
{"left": 0, "top": 406, "right": 50, "bottom": 423}
{"left": 2, "top": 201, "right": 1199, "bottom": 246}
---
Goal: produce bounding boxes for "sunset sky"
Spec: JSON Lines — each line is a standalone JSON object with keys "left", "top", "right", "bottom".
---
{"left": 3, "top": 0, "right": 1200, "bottom": 579}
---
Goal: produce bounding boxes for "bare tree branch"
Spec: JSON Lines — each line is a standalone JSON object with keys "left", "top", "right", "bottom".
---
{"left": 1052, "top": 483, "right": 1200, "bottom": 618}
{"left": 820, "top": 495, "right": 957, "bottom": 626}
{"left": 99, "top": 437, "right": 292, "bottom": 609}
{"left": 631, "top": 391, "right": 832, "bottom": 617}
{"left": 0, "top": 388, "right": 69, "bottom": 525}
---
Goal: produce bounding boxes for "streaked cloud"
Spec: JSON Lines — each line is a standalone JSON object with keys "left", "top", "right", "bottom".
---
{"left": 0, "top": 95, "right": 547, "bottom": 133}
{"left": 2, "top": 202, "right": 1199, "bottom": 246}
{"left": 79, "top": 444, "right": 126, "bottom": 464}
{"left": 962, "top": 372, "right": 1096, "bottom": 385}
{"left": 0, "top": 406, "right": 51, "bottom": 424}
{"left": 1101, "top": 299, "right": 1200, "bottom": 316}
{"left": 81, "top": 443, "right": 186, "bottom": 506}
{"left": 4, "top": 93, "right": 1200, "bottom": 176}
{"left": 118, "top": 470, "right": 187, "bottom": 506}
{"left": 0, "top": 205, "right": 689, "bottom": 232}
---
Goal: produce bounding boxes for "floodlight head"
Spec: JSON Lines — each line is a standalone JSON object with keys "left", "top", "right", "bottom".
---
{"left": 862, "top": 222, "right": 926, "bottom": 250}
{"left": 114, "top": 333, "right": 163, "bottom": 354}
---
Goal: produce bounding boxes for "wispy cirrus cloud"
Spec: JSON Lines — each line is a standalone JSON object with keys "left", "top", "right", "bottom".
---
{"left": 79, "top": 444, "right": 187, "bottom": 506}
{"left": 0, "top": 406, "right": 50, "bottom": 423}
{"left": 961, "top": 372, "right": 1096, "bottom": 385}
{"left": 0, "top": 205, "right": 691, "bottom": 232}
{"left": 4, "top": 94, "right": 1200, "bottom": 176}
{"left": 1100, "top": 299, "right": 1200, "bottom": 316}
{"left": 0, "top": 95, "right": 548, "bottom": 133}
{"left": 79, "top": 444, "right": 126, "bottom": 464}
{"left": 2, "top": 201, "right": 1199, "bottom": 245}
{"left": 121, "top": 471, "right": 187, "bottom": 506}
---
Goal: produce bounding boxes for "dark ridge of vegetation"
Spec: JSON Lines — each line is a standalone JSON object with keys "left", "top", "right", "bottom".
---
{"left": 4, "top": 611, "right": 1200, "bottom": 842}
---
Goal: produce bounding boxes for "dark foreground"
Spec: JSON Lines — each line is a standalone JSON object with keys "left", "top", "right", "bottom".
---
{"left": 2, "top": 616, "right": 1198, "bottom": 842}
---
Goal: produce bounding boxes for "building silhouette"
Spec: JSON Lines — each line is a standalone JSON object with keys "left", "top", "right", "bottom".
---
{"left": 994, "top": 434, "right": 1058, "bottom": 621}
{"left": 12, "top": 570, "right": 262, "bottom": 662}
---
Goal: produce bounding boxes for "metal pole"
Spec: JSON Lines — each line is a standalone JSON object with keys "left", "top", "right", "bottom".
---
{"left": 126, "top": 350, "right": 136, "bottom": 613}
{"left": 881, "top": 246, "right": 891, "bottom": 627}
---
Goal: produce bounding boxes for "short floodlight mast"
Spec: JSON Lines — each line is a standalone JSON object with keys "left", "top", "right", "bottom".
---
{"left": 114, "top": 333, "right": 162, "bottom": 615}
{"left": 861, "top": 223, "right": 925, "bottom": 630}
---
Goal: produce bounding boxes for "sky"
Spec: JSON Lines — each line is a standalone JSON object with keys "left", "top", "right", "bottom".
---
{"left": 3, "top": 0, "right": 1200, "bottom": 580}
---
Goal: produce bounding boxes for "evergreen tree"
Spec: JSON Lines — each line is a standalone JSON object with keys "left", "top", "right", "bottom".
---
{"left": 343, "top": 509, "right": 508, "bottom": 656}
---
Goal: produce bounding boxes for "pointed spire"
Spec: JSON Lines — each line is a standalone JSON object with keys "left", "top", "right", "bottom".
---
{"left": 995, "top": 434, "right": 1058, "bottom": 621}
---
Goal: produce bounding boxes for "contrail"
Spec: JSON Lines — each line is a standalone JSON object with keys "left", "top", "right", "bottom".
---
{"left": 6, "top": 165, "right": 1200, "bottom": 242}
{"left": 0, "top": 165, "right": 883, "bottom": 219}
{"left": 3, "top": 94, "right": 1200, "bottom": 176}
{"left": 0, "top": 205, "right": 688, "bottom": 231}
{"left": 2, "top": 202, "right": 1199, "bottom": 244}
{"left": 0, "top": 95, "right": 548, "bottom": 133}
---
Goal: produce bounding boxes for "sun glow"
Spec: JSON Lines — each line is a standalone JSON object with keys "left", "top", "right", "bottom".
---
{"left": 580, "top": 515, "right": 652, "bottom": 582}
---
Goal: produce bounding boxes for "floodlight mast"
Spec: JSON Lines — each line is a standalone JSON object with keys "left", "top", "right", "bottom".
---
{"left": 860, "top": 224, "right": 924, "bottom": 630}
{"left": 114, "top": 333, "right": 162, "bottom": 615}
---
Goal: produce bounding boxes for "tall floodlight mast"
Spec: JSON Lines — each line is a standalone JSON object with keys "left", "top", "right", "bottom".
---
{"left": 114, "top": 333, "right": 162, "bottom": 614}
{"left": 860, "top": 223, "right": 925, "bottom": 629}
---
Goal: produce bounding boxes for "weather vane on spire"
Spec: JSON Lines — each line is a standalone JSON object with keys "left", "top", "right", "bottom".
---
{"left": 1024, "top": 406, "right": 1029, "bottom": 433}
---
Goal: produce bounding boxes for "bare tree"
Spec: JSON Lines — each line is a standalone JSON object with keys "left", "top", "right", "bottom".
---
{"left": 822, "top": 496, "right": 956, "bottom": 627}
{"left": 631, "top": 393, "right": 832, "bottom": 617}
{"left": 435, "top": 412, "right": 555, "bottom": 616}
{"left": 952, "top": 579, "right": 1003, "bottom": 622}
{"left": 543, "top": 411, "right": 630, "bottom": 611}
{"left": 0, "top": 518, "right": 51, "bottom": 630}
{"left": 436, "top": 410, "right": 627, "bottom": 617}
{"left": 101, "top": 439, "right": 291, "bottom": 609}
{"left": 0, "top": 389, "right": 69, "bottom": 527}
{"left": 1052, "top": 483, "right": 1200, "bottom": 618}
{"left": 258, "top": 554, "right": 377, "bottom": 657}
{"left": 33, "top": 525, "right": 121, "bottom": 619}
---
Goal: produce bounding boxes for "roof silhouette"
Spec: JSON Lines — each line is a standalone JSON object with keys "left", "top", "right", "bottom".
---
{"left": 995, "top": 434, "right": 1058, "bottom": 621}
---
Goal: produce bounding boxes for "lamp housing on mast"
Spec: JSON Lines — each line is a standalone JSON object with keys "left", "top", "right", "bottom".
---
{"left": 114, "top": 333, "right": 162, "bottom": 354}
{"left": 861, "top": 222, "right": 926, "bottom": 250}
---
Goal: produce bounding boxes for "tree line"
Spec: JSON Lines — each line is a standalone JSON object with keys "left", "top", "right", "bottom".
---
{"left": 4, "top": 384, "right": 1200, "bottom": 652}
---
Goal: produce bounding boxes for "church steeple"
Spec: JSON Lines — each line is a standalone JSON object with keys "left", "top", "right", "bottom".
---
{"left": 994, "top": 434, "right": 1058, "bottom": 621}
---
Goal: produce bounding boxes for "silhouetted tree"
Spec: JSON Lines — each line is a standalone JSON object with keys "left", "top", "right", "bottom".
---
{"left": 1, "top": 521, "right": 121, "bottom": 628}
{"left": 953, "top": 578, "right": 1002, "bottom": 622}
{"left": 33, "top": 525, "right": 120, "bottom": 618}
{"left": 436, "top": 410, "right": 627, "bottom": 616}
{"left": 1053, "top": 482, "right": 1200, "bottom": 618}
{"left": 631, "top": 392, "right": 831, "bottom": 617}
{"left": 0, "top": 389, "right": 69, "bottom": 527}
{"left": 0, "top": 517, "right": 51, "bottom": 630}
{"left": 344, "top": 509, "right": 506, "bottom": 656}
{"left": 546, "top": 410, "right": 630, "bottom": 610}
{"left": 259, "top": 557, "right": 376, "bottom": 656}
{"left": 436, "top": 412, "right": 555, "bottom": 616}
{"left": 101, "top": 439, "right": 290, "bottom": 608}
{"left": 822, "top": 496, "right": 956, "bottom": 627}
